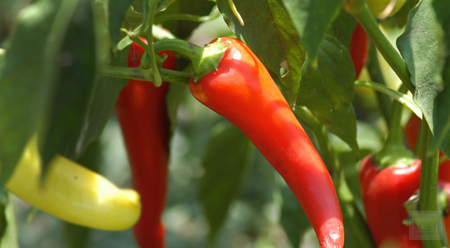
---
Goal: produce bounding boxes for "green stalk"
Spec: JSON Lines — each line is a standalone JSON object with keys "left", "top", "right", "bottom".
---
{"left": 126, "top": 0, "right": 150, "bottom": 38}
{"left": 372, "top": 84, "right": 415, "bottom": 169}
{"left": 146, "top": 0, "right": 162, "bottom": 87}
{"left": 294, "top": 107, "right": 339, "bottom": 175}
{"left": 153, "top": 38, "right": 227, "bottom": 82}
{"left": 344, "top": 0, "right": 415, "bottom": 93}
{"left": 154, "top": 7, "right": 221, "bottom": 23}
{"left": 99, "top": 66, "right": 190, "bottom": 85}
{"left": 418, "top": 122, "right": 441, "bottom": 247}
{"left": 366, "top": 42, "right": 392, "bottom": 124}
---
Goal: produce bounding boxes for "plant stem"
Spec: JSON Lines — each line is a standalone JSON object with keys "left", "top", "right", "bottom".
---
{"left": 294, "top": 107, "right": 339, "bottom": 179}
{"left": 372, "top": 84, "right": 415, "bottom": 169}
{"left": 344, "top": 0, "right": 415, "bottom": 93}
{"left": 99, "top": 66, "right": 190, "bottom": 85}
{"left": 154, "top": 7, "right": 221, "bottom": 23}
{"left": 153, "top": 38, "right": 227, "bottom": 82}
{"left": 227, "top": 0, "right": 244, "bottom": 26}
{"left": 418, "top": 121, "right": 441, "bottom": 248}
{"left": 366, "top": 42, "right": 392, "bottom": 124}
{"left": 354, "top": 81, "right": 421, "bottom": 118}
{"left": 386, "top": 84, "right": 407, "bottom": 147}
{"left": 126, "top": 0, "right": 150, "bottom": 38}
{"left": 146, "top": 0, "right": 162, "bottom": 87}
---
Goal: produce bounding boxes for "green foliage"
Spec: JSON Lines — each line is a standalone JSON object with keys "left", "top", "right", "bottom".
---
{"left": 297, "top": 35, "right": 359, "bottom": 157}
{"left": 198, "top": 123, "right": 254, "bottom": 245}
{"left": 2, "top": 0, "right": 450, "bottom": 247}
{"left": 397, "top": 0, "right": 440, "bottom": 134}
{"left": 216, "top": 0, "right": 305, "bottom": 107}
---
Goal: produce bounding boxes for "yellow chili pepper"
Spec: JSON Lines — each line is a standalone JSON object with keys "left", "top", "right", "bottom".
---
{"left": 5, "top": 136, "right": 141, "bottom": 231}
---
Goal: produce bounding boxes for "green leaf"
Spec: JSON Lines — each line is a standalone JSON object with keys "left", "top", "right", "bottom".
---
{"left": 431, "top": 0, "right": 450, "bottom": 157}
{"left": 0, "top": 193, "right": 18, "bottom": 248}
{"left": 297, "top": 35, "right": 359, "bottom": 157}
{"left": 62, "top": 45, "right": 129, "bottom": 160}
{"left": 166, "top": 84, "right": 187, "bottom": 138}
{"left": 329, "top": 10, "right": 357, "bottom": 51}
{"left": 40, "top": 0, "right": 97, "bottom": 167}
{"left": 397, "top": 0, "right": 440, "bottom": 134}
{"left": 0, "top": 0, "right": 70, "bottom": 187}
{"left": 216, "top": 0, "right": 305, "bottom": 107}
{"left": 108, "top": 0, "right": 133, "bottom": 46}
{"left": 198, "top": 123, "right": 254, "bottom": 245}
{"left": 282, "top": 0, "right": 341, "bottom": 66}
{"left": 336, "top": 173, "right": 377, "bottom": 248}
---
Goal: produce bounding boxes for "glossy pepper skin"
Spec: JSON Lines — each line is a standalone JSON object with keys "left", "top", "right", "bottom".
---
{"left": 189, "top": 37, "right": 344, "bottom": 247}
{"left": 350, "top": 23, "right": 368, "bottom": 79}
{"left": 440, "top": 182, "right": 450, "bottom": 243}
{"left": 115, "top": 39, "right": 176, "bottom": 248}
{"left": 404, "top": 114, "right": 450, "bottom": 182}
{"left": 359, "top": 154, "right": 423, "bottom": 247}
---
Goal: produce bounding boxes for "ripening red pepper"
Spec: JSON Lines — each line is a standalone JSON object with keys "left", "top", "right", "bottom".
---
{"left": 189, "top": 37, "right": 344, "bottom": 247}
{"left": 350, "top": 23, "right": 368, "bottom": 79}
{"left": 404, "top": 114, "right": 450, "bottom": 182}
{"left": 440, "top": 181, "right": 450, "bottom": 243}
{"left": 359, "top": 154, "right": 423, "bottom": 248}
{"left": 115, "top": 39, "right": 176, "bottom": 248}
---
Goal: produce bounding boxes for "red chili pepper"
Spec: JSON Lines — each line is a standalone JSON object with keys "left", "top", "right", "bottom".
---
{"left": 359, "top": 154, "right": 423, "bottom": 247}
{"left": 189, "top": 37, "right": 344, "bottom": 247}
{"left": 350, "top": 23, "right": 368, "bottom": 79}
{"left": 440, "top": 181, "right": 450, "bottom": 243}
{"left": 404, "top": 114, "right": 450, "bottom": 182}
{"left": 115, "top": 39, "right": 176, "bottom": 248}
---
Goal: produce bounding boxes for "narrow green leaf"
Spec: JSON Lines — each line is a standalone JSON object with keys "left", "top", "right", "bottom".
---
{"left": 216, "top": 0, "right": 305, "bottom": 106}
{"left": 198, "top": 123, "right": 254, "bottom": 245}
{"left": 297, "top": 35, "right": 359, "bottom": 157}
{"left": 282, "top": 0, "right": 341, "bottom": 66}
{"left": 40, "top": 0, "right": 97, "bottom": 167}
{"left": 166, "top": 84, "right": 187, "bottom": 137}
{"left": 355, "top": 81, "right": 422, "bottom": 118}
{"left": 62, "top": 46, "right": 129, "bottom": 160}
{"left": 0, "top": 0, "right": 65, "bottom": 187}
{"left": 108, "top": 0, "right": 134, "bottom": 46}
{"left": 397, "top": 0, "right": 440, "bottom": 133}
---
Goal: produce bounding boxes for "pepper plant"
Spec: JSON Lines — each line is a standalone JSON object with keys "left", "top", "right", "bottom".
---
{"left": 0, "top": 0, "right": 450, "bottom": 248}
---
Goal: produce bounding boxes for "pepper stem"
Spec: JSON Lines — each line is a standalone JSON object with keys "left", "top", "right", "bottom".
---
{"left": 153, "top": 38, "right": 228, "bottom": 82}
{"left": 372, "top": 84, "right": 415, "bottom": 169}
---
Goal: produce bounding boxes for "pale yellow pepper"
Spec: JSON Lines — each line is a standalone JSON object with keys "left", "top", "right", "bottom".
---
{"left": 5, "top": 137, "right": 141, "bottom": 231}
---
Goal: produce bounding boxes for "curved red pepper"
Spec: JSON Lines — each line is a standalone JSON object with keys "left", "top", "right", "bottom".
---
{"left": 440, "top": 182, "right": 450, "bottom": 243}
{"left": 359, "top": 154, "right": 423, "bottom": 247}
{"left": 189, "top": 37, "right": 344, "bottom": 247}
{"left": 404, "top": 114, "right": 450, "bottom": 182}
{"left": 115, "top": 39, "right": 176, "bottom": 248}
{"left": 350, "top": 23, "right": 368, "bottom": 79}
